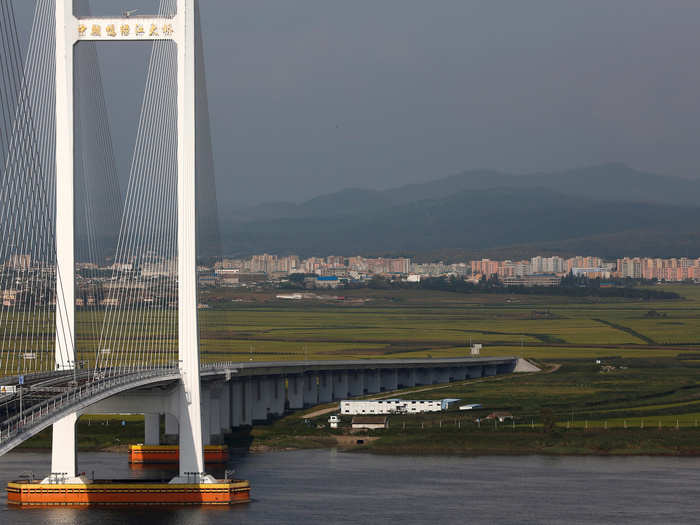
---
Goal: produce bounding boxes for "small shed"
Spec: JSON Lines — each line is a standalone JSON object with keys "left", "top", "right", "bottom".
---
{"left": 351, "top": 416, "right": 388, "bottom": 430}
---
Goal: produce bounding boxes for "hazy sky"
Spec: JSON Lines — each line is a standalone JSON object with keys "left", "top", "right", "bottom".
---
{"left": 13, "top": 0, "right": 700, "bottom": 204}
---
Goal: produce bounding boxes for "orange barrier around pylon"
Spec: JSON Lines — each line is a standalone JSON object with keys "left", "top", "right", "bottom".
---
{"left": 7, "top": 478, "right": 250, "bottom": 506}
{"left": 129, "top": 444, "right": 228, "bottom": 464}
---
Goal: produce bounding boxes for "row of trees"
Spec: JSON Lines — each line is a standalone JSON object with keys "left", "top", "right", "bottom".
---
{"left": 279, "top": 271, "right": 681, "bottom": 299}
{"left": 373, "top": 274, "right": 681, "bottom": 300}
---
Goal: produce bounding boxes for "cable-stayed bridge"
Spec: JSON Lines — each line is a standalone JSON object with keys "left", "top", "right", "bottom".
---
{"left": 0, "top": 0, "right": 517, "bottom": 485}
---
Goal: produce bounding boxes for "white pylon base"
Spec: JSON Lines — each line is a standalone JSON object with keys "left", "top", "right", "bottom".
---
{"left": 48, "top": 412, "right": 78, "bottom": 481}
{"left": 168, "top": 473, "right": 218, "bottom": 484}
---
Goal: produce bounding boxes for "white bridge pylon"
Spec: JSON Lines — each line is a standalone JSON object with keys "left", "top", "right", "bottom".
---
{"left": 53, "top": 0, "right": 206, "bottom": 482}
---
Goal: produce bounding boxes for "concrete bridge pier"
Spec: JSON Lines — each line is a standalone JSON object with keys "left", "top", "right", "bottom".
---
{"left": 251, "top": 377, "right": 268, "bottom": 422}
{"left": 240, "top": 379, "right": 253, "bottom": 426}
{"left": 230, "top": 380, "right": 243, "bottom": 427}
{"left": 332, "top": 371, "right": 349, "bottom": 400}
{"left": 498, "top": 362, "right": 517, "bottom": 374}
{"left": 415, "top": 368, "right": 432, "bottom": 386}
{"left": 303, "top": 374, "right": 318, "bottom": 406}
{"left": 451, "top": 367, "right": 467, "bottom": 381}
{"left": 268, "top": 376, "right": 286, "bottom": 417}
{"left": 347, "top": 371, "right": 364, "bottom": 397}
{"left": 434, "top": 367, "right": 451, "bottom": 384}
{"left": 50, "top": 413, "right": 78, "bottom": 480}
{"left": 364, "top": 369, "right": 381, "bottom": 394}
{"left": 467, "top": 366, "right": 484, "bottom": 379}
{"left": 201, "top": 388, "right": 212, "bottom": 445}
{"left": 483, "top": 365, "right": 498, "bottom": 377}
{"left": 206, "top": 386, "right": 224, "bottom": 444}
{"left": 318, "top": 372, "right": 333, "bottom": 403}
{"left": 380, "top": 369, "right": 398, "bottom": 392}
{"left": 144, "top": 413, "right": 160, "bottom": 445}
{"left": 397, "top": 368, "right": 416, "bottom": 388}
{"left": 287, "top": 374, "right": 305, "bottom": 410}
{"left": 164, "top": 413, "right": 179, "bottom": 443}
{"left": 221, "top": 383, "right": 231, "bottom": 433}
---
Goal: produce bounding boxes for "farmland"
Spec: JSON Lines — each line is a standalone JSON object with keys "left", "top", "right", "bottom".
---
{"left": 194, "top": 283, "right": 700, "bottom": 362}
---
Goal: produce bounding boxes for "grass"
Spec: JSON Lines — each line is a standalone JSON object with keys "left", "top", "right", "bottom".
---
{"left": 194, "top": 283, "right": 700, "bottom": 362}
{"left": 6, "top": 283, "right": 700, "bottom": 366}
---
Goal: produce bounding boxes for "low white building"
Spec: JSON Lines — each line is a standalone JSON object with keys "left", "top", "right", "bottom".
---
{"left": 340, "top": 399, "right": 443, "bottom": 415}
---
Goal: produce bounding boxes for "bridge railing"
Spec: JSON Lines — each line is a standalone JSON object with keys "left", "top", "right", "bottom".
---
{"left": 0, "top": 367, "right": 179, "bottom": 449}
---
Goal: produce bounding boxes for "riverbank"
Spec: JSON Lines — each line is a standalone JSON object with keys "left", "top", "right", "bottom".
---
{"left": 242, "top": 422, "right": 700, "bottom": 457}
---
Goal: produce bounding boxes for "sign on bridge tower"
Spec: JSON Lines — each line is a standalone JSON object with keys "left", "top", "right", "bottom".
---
{"left": 54, "top": 0, "right": 205, "bottom": 480}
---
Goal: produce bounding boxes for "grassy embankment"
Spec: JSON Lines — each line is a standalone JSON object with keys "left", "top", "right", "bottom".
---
{"left": 246, "top": 358, "right": 700, "bottom": 456}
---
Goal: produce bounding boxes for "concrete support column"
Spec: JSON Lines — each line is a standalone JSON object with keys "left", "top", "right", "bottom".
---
{"left": 220, "top": 382, "right": 231, "bottom": 433}
{"left": 332, "top": 371, "right": 349, "bottom": 400}
{"left": 240, "top": 379, "right": 253, "bottom": 426}
{"left": 435, "top": 367, "right": 451, "bottom": 384}
{"left": 144, "top": 413, "right": 160, "bottom": 445}
{"left": 208, "top": 388, "right": 223, "bottom": 445}
{"left": 49, "top": 413, "right": 77, "bottom": 480}
{"left": 318, "top": 372, "right": 333, "bottom": 403}
{"left": 287, "top": 374, "right": 305, "bottom": 410}
{"left": 398, "top": 368, "right": 416, "bottom": 388}
{"left": 174, "top": 0, "right": 205, "bottom": 481}
{"left": 201, "top": 386, "right": 212, "bottom": 446}
{"left": 483, "top": 365, "right": 497, "bottom": 377}
{"left": 467, "top": 366, "right": 484, "bottom": 379}
{"left": 415, "top": 368, "right": 432, "bottom": 386}
{"left": 347, "top": 371, "right": 364, "bottom": 397}
{"left": 303, "top": 374, "right": 318, "bottom": 406}
{"left": 498, "top": 362, "right": 516, "bottom": 374}
{"left": 164, "top": 413, "right": 179, "bottom": 444}
{"left": 452, "top": 367, "right": 467, "bottom": 381}
{"left": 269, "top": 376, "right": 286, "bottom": 416}
{"left": 252, "top": 377, "right": 268, "bottom": 421}
{"left": 364, "top": 369, "right": 381, "bottom": 394}
{"left": 231, "top": 380, "right": 243, "bottom": 427}
{"left": 380, "top": 369, "right": 398, "bottom": 392}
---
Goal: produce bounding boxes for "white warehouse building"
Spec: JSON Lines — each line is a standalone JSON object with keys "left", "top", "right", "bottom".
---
{"left": 340, "top": 399, "right": 453, "bottom": 415}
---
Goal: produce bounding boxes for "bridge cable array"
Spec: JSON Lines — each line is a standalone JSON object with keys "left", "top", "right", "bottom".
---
{"left": 0, "top": 0, "right": 72, "bottom": 376}
{"left": 95, "top": 0, "right": 179, "bottom": 378}
{"left": 0, "top": 0, "right": 222, "bottom": 382}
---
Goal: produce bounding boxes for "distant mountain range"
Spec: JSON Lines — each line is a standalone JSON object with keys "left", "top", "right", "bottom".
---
{"left": 217, "top": 164, "right": 700, "bottom": 260}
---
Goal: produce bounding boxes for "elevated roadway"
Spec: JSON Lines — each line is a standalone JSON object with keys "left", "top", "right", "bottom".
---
{"left": 0, "top": 356, "right": 517, "bottom": 456}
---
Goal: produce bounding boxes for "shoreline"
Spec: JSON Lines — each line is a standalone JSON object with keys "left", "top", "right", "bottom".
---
{"left": 11, "top": 447, "right": 700, "bottom": 458}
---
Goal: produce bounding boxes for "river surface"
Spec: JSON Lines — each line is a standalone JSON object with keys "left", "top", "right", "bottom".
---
{"left": 0, "top": 450, "right": 698, "bottom": 524}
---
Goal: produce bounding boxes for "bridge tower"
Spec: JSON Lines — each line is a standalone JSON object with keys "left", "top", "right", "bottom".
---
{"left": 52, "top": 0, "right": 206, "bottom": 482}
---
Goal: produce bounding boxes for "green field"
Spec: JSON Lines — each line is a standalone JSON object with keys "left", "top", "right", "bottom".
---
{"left": 6, "top": 283, "right": 697, "bottom": 367}
{"left": 194, "top": 283, "right": 700, "bottom": 362}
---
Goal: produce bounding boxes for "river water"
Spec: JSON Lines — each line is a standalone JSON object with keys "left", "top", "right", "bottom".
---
{"left": 0, "top": 450, "right": 698, "bottom": 524}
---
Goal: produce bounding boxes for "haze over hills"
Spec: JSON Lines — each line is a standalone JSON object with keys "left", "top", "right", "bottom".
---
{"left": 219, "top": 164, "right": 700, "bottom": 260}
